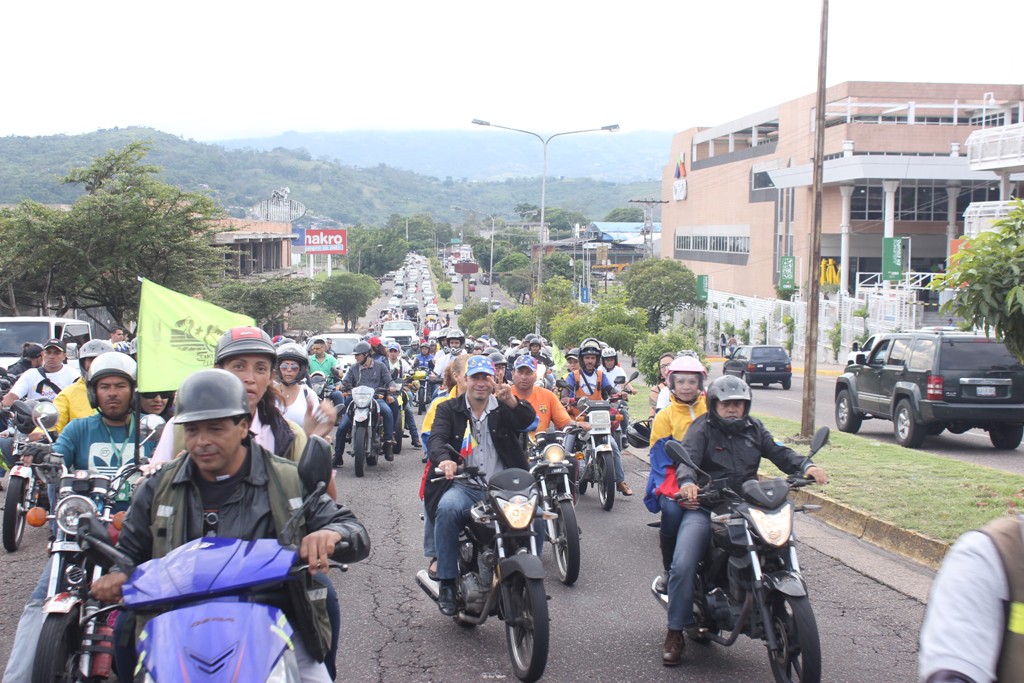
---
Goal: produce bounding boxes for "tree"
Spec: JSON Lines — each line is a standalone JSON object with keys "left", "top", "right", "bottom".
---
{"left": 0, "top": 142, "right": 225, "bottom": 327}
{"left": 621, "top": 258, "right": 699, "bottom": 332}
{"left": 542, "top": 253, "right": 574, "bottom": 282}
{"left": 493, "top": 252, "right": 533, "bottom": 302}
{"left": 544, "top": 207, "right": 589, "bottom": 240}
{"left": 490, "top": 306, "right": 539, "bottom": 343}
{"left": 549, "top": 291, "right": 647, "bottom": 355}
{"left": 206, "top": 275, "right": 313, "bottom": 331}
{"left": 935, "top": 199, "right": 1024, "bottom": 361}
{"left": 347, "top": 225, "right": 408, "bottom": 277}
{"left": 633, "top": 326, "right": 705, "bottom": 385}
{"left": 317, "top": 272, "right": 381, "bottom": 331}
{"left": 535, "top": 276, "right": 576, "bottom": 334}
{"left": 604, "top": 207, "right": 643, "bottom": 222}
{"left": 437, "top": 281, "right": 453, "bottom": 301}
{"left": 287, "top": 304, "right": 337, "bottom": 337}
{"left": 514, "top": 203, "right": 540, "bottom": 221}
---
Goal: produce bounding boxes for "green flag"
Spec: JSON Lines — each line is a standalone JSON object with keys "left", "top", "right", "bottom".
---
{"left": 136, "top": 279, "right": 255, "bottom": 392}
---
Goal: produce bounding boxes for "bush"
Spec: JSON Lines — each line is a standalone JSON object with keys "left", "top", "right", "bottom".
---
{"left": 548, "top": 293, "right": 647, "bottom": 355}
{"left": 739, "top": 319, "right": 751, "bottom": 344}
{"left": 491, "top": 306, "right": 539, "bottom": 342}
{"left": 455, "top": 300, "right": 489, "bottom": 331}
{"left": 782, "top": 315, "right": 796, "bottom": 355}
{"left": 633, "top": 325, "right": 704, "bottom": 386}
{"left": 758, "top": 319, "right": 768, "bottom": 344}
{"left": 437, "top": 281, "right": 453, "bottom": 301}
{"left": 829, "top": 320, "right": 843, "bottom": 361}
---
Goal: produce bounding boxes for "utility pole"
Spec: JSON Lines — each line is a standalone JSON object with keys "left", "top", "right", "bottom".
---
{"left": 801, "top": 0, "right": 829, "bottom": 438}
{"left": 629, "top": 197, "right": 668, "bottom": 258}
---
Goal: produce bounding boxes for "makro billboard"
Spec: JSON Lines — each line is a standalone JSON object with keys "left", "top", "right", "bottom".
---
{"left": 305, "top": 229, "right": 347, "bottom": 255}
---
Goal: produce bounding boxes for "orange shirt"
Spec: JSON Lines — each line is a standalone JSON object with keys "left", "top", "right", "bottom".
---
{"left": 513, "top": 385, "right": 573, "bottom": 438}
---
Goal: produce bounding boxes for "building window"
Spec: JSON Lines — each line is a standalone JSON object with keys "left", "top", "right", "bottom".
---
{"left": 850, "top": 185, "right": 883, "bottom": 221}
{"left": 675, "top": 233, "right": 750, "bottom": 255}
{"left": 751, "top": 170, "right": 775, "bottom": 190}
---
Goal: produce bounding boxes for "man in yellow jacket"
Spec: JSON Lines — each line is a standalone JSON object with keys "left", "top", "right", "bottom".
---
{"left": 54, "top": 340, "right": 115, "bottom": 432}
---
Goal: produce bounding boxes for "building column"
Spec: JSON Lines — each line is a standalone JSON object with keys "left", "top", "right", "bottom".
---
{"left": 945, "top": 183, "right": 960, "bottom": 261}
{"left": 839, "top": 185, "right": 854, "bottom": 295}
{"left": 882, "top": 180, "right": 899, "bottom": 238}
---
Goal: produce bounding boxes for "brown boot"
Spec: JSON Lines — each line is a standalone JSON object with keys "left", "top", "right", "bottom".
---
{"left": 617, "top": 481, "right": 634, "bottom": 496}
{"left": 662, "top": 629, "right": 684, "bottom": 666}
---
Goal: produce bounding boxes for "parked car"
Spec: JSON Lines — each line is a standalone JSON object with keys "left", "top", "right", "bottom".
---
{"left": 722, "top": 345, "right": 793, "bottom": 390}
{"left": 846, "top": 335, "right": 877, "bottom": 365}
{"left": 454, "top": 303, "right": 464, "bottom": 314}
{"left": 834, "top": 331, "right": 1024, "bottom": 449}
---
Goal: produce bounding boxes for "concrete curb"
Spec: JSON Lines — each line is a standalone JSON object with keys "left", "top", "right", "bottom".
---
{"left": 623, "top": 445, "right": 949, "bottom": 571}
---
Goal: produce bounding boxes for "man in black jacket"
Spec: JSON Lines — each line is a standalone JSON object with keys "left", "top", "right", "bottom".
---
{"left": 425, "top": 355, "right": 537, "bottom": 615}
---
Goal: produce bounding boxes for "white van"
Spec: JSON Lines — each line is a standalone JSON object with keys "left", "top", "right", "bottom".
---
{"left": 0, "top": 316, "right": 93, "bottom": 368}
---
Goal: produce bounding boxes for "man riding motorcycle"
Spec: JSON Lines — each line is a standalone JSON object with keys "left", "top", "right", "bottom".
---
{"left": 560, "top": 338, "right": 632, "bottom": 496}
{"left": 89, "top": 369, "right": 371, "bottom": 682}
{"left": 334, "top": 341, "right": 395, "bottom": 467}
{"left": 385, "top": 341, "right": 421, "bottom": 448}
{"left": 661, "top": 375, "right": 829, "bottom": 666}
{"left": 53, "top": 339, "right": 116, "bottom": 432}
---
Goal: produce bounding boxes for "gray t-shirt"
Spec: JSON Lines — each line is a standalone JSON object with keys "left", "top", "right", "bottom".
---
{"left": 919, "top": 520, "right": 1021, "bottom": 683}
{"left": 463, "top": 395, "right": 501, "bottom": 482}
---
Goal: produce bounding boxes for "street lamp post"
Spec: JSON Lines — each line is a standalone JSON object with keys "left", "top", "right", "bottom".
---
{"left": 451, "top": 205, "right": 497, "bottom": 302}
{"left": 472, "top": 119, "right": 619, "bottom": 323}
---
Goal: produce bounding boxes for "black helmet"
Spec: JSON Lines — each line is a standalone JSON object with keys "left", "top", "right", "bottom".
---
{"left": 215, "top": 327, "right": 276, "bottom": 366}
{"left": 175, "top": 369, "right": 250, "bottom": 424}
{"left": 353, "top": 341, "right": 372, "bottom": 356}
{"left": 626, "top": 419, "right": 652, "bottom": 449}
{"left": 87, "top": 353, "right": 138, "bottom": 410}
{"left": 706, "top": 375, "right": 752, "bottom": 435}
{"left": 488, "top": 351, "right": 506, "bottom": 366}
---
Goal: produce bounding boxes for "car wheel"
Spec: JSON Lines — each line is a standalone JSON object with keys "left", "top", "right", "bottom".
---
{"left": 894, "top": 399, "right": 926, "bottom": 448}
{"left": 835, "top": 389, "right": 862, "bottom": 434}
{"left": 990, "top": 424, "right": 1024, "bottom": 450}
{"left": 781, "top": 376, "right": 792, "bottom": 391}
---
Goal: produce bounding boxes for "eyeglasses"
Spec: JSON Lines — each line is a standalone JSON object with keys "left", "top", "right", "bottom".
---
{"left": 279, "top": 362, "right": 301, "bottom": 371}
{"left": 140, "top": 391, "right": 172, "bottom": 400}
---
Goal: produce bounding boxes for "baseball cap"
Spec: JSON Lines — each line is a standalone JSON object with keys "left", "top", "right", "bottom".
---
{"left": 369, "top": 336, "right": 382, "bottom": 347}
{"left": 466, "top": 355, "right": 495, "bottom": 377}
{"left": 387, "top": 342, "right": 401, "bottom": 352}
{"left": 514, "top": 355, "right": 537, "bottom": 371}
{"left": 43, "top": 338, "right": 66, "bottom": 352}
{"left": 23, "top": 343, "right": 44, "bottom": 359}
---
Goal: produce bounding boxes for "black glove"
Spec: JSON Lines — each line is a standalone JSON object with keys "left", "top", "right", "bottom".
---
{"left": 21, "top": 442, "right": 52, "bottom": 464}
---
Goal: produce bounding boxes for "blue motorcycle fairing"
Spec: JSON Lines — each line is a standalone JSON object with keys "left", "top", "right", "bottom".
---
{"left": 762, "top": 569, "right": 808, "bottom": 597}
{"left": 138, "top": 601, "right": 294, "bottom": 682}
{"left": 124, "top": 537, "right": 297, "bottom": 609}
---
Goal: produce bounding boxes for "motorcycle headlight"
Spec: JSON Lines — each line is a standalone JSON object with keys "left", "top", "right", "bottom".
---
{"left": 748, "top": 504, "right": 793, "bottom": 547}
{"left": 54, "top": 495, "right": 99, "bottom": 536}
{"left": 495, "top": 494, "right": 537, "bottom": 529}
{"left": 542, "top": 444, "right": 566, "bottom": 464}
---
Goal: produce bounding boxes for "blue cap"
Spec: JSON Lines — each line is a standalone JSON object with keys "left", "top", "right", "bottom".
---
{"left": 387, "top": 342, "right": 401, "bottom": 351}
{"left": 513, "top": 355, "right": 537, "bottom": 371}
{"left": 466, "top": 355, "right": 496, "bottom": 377}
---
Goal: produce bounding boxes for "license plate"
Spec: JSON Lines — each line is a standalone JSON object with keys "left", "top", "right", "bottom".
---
{"left": 977, "top": 386, "right": 996, "bottom": 397}
{"left": 766, "top": 367, "right": 776, "bottom": 372}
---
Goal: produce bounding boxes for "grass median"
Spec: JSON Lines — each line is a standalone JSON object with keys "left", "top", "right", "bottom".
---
{"left": 625, "top": 385, "right": 1023, "bottom": 544}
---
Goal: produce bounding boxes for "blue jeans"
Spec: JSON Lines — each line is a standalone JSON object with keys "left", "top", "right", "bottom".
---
{"left": 434, "top": 483, "right": 486, "bottom": 580}
{"left": 610, "top": 437, "right": 625, "bottom": 483}
{"left": 334, "top": 397, "right": 394, "bottom": 460}
{"left": 659, "top": 496, "right": 711, "bottom": 631}
{"left": 4, "top": 557, "right": 53, "bottom": 681}
{"left": 401, "top": 392, "right": 419, "bottom": 442}
{"left": 422, "top": 503, "right": 435, "bottom": 559}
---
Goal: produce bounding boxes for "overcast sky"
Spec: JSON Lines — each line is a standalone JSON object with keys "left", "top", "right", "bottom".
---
{"left": 5, "top": 0, "right": 1020, "bottom": 142}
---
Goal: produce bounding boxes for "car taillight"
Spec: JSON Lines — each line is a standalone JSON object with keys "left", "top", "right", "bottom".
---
{"left": 785, "top": 363, "right": 792, "bottom": 372}
{"left": 747, "top": 364, "right": 756, "bottom": 372}
{"left": 926, "top": 375, "right": 943, "bottom": 400}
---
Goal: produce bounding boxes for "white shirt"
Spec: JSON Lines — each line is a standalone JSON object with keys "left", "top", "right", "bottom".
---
{"left": 656, "top": 386, "right": 671, "bottom": 411}
{"left": 278, "top": 384, "right": 319, "bottom": 428}
{"left": 11, "top": 365, "right": 79, "bottom": 401}
{"left": 603, "top": 365, "right": 627, "bottom": 384}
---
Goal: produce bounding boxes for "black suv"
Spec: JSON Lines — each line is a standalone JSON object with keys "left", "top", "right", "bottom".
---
{"left": 834, "top": 331, "right": 1024, "bottom": 449}
{"left": 723, "top": 345, "right": 793, "bottom": 390}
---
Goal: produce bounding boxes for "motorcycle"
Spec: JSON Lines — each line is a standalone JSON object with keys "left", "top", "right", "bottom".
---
{"left": 416, "top": 464, "right": 552, "bottom": 683}
{"left": 2, "top": 401, "right": 61, "bottom": 552}
{"left": 650, "top": 427, "right": 830, "bottom": 683}
{"left": 347, "top": 385, "right": 390, "bottom": 477}
{"left": 608, "top": 371, "right": 639, "bottom": 451}
{"left": 28, "top": 414, "right": 165, "bottom": 683}
{"left": 74, "top": 436, "right": 345, "bottom": 683}
{"left": 308, "top": 371, "right": 337, "bottom": 402}
{"left": 559, "top": 386, "right": 616, "bottom": 512}
{"left": 528, "top": 428, "right": 580, "bottom": 586}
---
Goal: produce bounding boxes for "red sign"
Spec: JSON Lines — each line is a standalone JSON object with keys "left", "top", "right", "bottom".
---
{"left": 305, "top": 229, "right": 347, "bottom": 255}
{"left": 453, "top": 262, "right": 479, "bottom": 274}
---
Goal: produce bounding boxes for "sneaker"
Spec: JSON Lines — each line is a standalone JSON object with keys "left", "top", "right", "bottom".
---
{"left": 654, "top": 573, "right": 668, "bottom": 594}
{"left": 662, "top": 629, "right": 684, "bottom": 666}
{"left": 411, "top": 439, "right": 422, "bottom": 448}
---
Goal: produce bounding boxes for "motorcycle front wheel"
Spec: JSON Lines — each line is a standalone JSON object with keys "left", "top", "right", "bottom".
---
{"left": 503, "top": 574, "right": 549, "bottom": 682}
{"left": 551, "top": 499, "right": 580, "bottom": 586}
{"left": 3, "top": 476, "right": 28, "bottom": 552}
{"left": 597, "top": 451, "right": 615, "bottom": 511}
{"left": 766, "top": 594, "right": 822, "bottom": 683}
{"left": 352, "top": 425, "right": 368, "bottom": 478}
{"left": 32, "top": 611, "right": 79, "bottom": 683}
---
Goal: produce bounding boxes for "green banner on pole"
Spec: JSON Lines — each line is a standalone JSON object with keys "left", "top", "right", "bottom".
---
{"left": 696, "top": 275, "right": 709, "bottom": 302}
{"left": 883, "top": 237, "right": 903, "bottom": 281}
{"left": 779, "top": 256, "right": 796, "bottom": 290}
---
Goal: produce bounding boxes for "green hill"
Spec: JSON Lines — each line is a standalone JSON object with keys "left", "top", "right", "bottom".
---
{"left": 0, "top": 127, "right": 660, "bottom": 225}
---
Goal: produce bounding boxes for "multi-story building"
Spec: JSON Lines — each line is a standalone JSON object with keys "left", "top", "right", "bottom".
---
{"left": 660, "top": 82, "right": 1024, "bottom": 299}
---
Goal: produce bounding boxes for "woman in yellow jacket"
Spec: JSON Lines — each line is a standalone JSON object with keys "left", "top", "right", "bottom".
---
{"left": 641, "top": 355, "right": 709, "bottom": 666}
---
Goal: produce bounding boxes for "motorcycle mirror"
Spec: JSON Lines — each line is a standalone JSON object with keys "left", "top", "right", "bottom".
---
{"left": 77, "top": 514, "right": 136, "bottom": 575}
{"left": 613, "top": 376, "right": 626, "bottom": 385}
{"left": 628, "top": 370, "right": 639, "bottom": 382}
{"left": 555, "top": 379, "right": 570, "bottom": 391}
{"left": 809, "top": 426, "right": 830, "bottom": 456}
{"left": 298, "top": 435, "right": 333, "bottom": 493}
{"left": 138, "top": 414, "right": 166, "bottom": 445}
{"left": 32, "top": 402, "right": 59, "bottom": 431}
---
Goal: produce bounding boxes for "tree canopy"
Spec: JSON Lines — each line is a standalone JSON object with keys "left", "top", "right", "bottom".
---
{"left": 935, "top": 199, "right": 1024, "bottom": 361}
{"left": 604, "top": 207, "right": 643, "bottom": 222}
{"left": 0, "top": 141, "right": 225, "bottom": 328}
{"left": 206, "top": 274, "right": 313, "bottom": 331}
{"left": 621, "top": 258, "right": 699, "bottom": 332}
{"left": 493, "top": 252, "right": 533, "bottom": 303}
{"left": 317, "top": 272, "right": 381, "bottom": 331}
